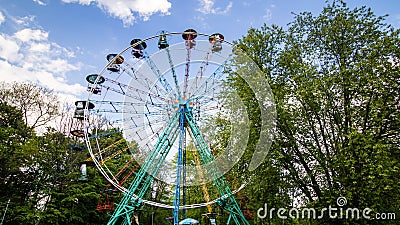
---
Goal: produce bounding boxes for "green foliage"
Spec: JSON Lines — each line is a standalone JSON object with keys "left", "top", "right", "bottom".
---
{"left": 0, "top": 88, "right": 110, "bottom": 224}
{"left": 1, "top": 2, "right": 400, "bottom": 224}
{"left": 231, "top": 1, "right": 400, "bottom": 224}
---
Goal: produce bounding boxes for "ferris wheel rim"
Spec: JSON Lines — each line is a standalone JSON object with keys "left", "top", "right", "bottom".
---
{"left": 93, "top": 31, "right": 234, "bottom": 80}
{"left": 83, "top": 30, "right": 252, "bottom": 211}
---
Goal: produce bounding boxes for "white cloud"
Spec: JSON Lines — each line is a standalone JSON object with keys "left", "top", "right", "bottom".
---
{"left": 62, "top": 0, "right": 171, "bottom": 26}
{"left": 263, "top": 8, "right": 272, "bottom": 21}
{"left": 0, "top": 12, "right": 5, "bottom": 24}
{"left": 263, "top": 4, "right": 275, "bottom": 22}
{"left": 0, "top": 28, "right": 86, "bottom": 98}
{"left": 33, "top": 0, "right": 46, "bottom": 6}
{"left": 197, "top": 0, "right": 233, "bottom": 15}
{"left": 242, "top": 2, "right": 250, "bottom": 7}
{"left": 15, "top": 15, "right": 36, "bottom": 26}
{"left": 14, "top": 28, "right": 48, "bottom": 42}
{"left": 193, "top": 15, "right": 210, "bottom": 29}
{"left": 0, "top": 35, "right": 22, "bottom": 62}
{"left": 29, "top": 42, "right": 51, "bottom": 52}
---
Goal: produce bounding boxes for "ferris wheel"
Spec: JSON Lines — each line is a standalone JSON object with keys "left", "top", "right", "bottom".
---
{"left": 80, "top": 29, "right": 269, "bottom": 225}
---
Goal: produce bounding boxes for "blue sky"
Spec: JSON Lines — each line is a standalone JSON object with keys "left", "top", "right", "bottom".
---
{"left": 0, "top": 0, "right": 399, "bottom": 102}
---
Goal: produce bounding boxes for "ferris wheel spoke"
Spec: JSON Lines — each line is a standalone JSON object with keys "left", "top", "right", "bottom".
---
{"left": 130, "top": 38, "right": 178, "bottom": 99}
{"left": 91, "top": 141, "right": 133, "bottom": 165}
{"left": 92, "top": 109, "right": 168, "bottom": 117}
{"left": 106, "top": 127, "right": 179, "bottom": 221}
{"left": 141, "top": 111, "right": 179, "bottom": 164}
{"left": 191, "top": 97, "right": 225, "bottom": 118}
{"left": 165, "top": 47, "right": 182, "bottom": 99}
{"left": 138, "top": 127, "right": 179, "bottom": 197}
{"left": 85, "top": 112, "right": 165, "bottom": 133}
{"left": 190, "top": 81, "right": 223, "bottom": 104}
{"left": 137, "top": 125, "right": 180, "bottom": 198}
{"left": 193, "top": 96, "right": 223, "bottom": 105}
{"left": 123, "top": 111, "right": 179, "bottom": 159}
{"left": 100, "top": 77, "right": 171, "bottom": 104}
{"left": 88, "top": 75, "right": 171, "bottom": 105}
{"left": 192, "top": 105, "right": 225, "bottom": 118}
{"left": 95, "top": 138, "right": 139, "bottom": 166}
{"left": 105, "top": 157, "right": 138, "bottom": 189}
{"left": 86, "top": 138, "right": 126, "bottom": 162}
{"left": 187, "top": 46, "right": 214, "bottom": 98}
{"left": 87, "top": 128, "right": 122, "bottom": 139}
{"left": 113, "top": 161, "right": 139, "bottom": 189}
{"left": 120, "top": 113, "right": 179, "bottom": 197}
{"left": 99, "top": 144, "right": 132, "bottom": 164}
{"left": 121, "top": 61, "right": 172, "bottom": 98}
{"left": 189, "top": 55, "right": 232, "bottom": 100}
{"left": 89, "top": 100, "right": 170, "bottom": 112}
{"left": 125, "top": 117, "right": 170, "bottom": 142}
{"left": 83, "top": 113, "right": 123, "bottom": 128}
{"left": 115, "top": 157, "right": 136, "bottom": 178}
{"left": 187, "top": 130, "right": 213, "bottom": 213}
{"left": 116, "top": 112, "right": 171, "bottom": 127}
{"left": 143, "top": 53, "right": 178, "bottom": 99}
{"left": 116, "top": 163, "right": 140, "bottom": 188}
{"left": 104, "top": 53, "right": 172, "bottom": 100}
{"left": 186, "top": 115, "right": 249, "bottom": 216}
{"left": 127, "top": 125, "right": 165, "bottom": 151}
{"left": 183, "top": 41, "right": 192, "bottom": 99}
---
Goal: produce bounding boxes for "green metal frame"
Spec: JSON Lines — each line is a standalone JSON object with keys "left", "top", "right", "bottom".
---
{"left": 107, "top": 105, "right": 249, "bottom": 225}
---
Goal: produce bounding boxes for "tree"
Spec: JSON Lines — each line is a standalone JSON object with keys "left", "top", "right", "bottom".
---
{"left": 0, "top": 97, "right": 111, "bottom": 224}
{"left": 232, "top": 1, "right": 400, "bottom": 224}
{"left": 0, "top": 82, "right": 59, "bottom": 131}
{"left": 0, "top": 102, "right": 38, "bottom": 224}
